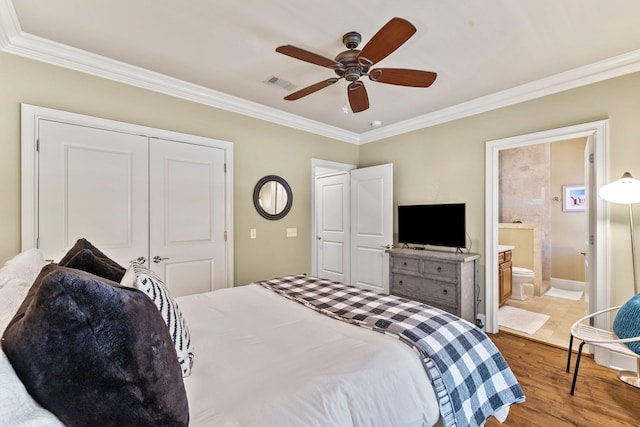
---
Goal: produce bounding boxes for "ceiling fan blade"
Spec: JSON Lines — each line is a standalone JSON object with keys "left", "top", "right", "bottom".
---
{"left": 369, "top": 68, "right": 437, "bottom": 87}
{"left": 348, "top": 81, "right": 369, "bottom": 113}
{"left": 276, "top": 45, "right": 342, "bottom": 69}
{"left": 357, "top": 17, "right": 416, "bottom": 67}
{"left": 284, "top": 78, "right": 340, "bottom": 101}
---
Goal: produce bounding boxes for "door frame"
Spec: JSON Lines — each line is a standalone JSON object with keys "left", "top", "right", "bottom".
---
{"left": 485, "top": 120, "right": 609, "bottom": 334}
{"left": 310, "top": 158, "right": 356, "bottom": 278}
{"left": 20, "top": 103, "right": 235, "bottom": 287}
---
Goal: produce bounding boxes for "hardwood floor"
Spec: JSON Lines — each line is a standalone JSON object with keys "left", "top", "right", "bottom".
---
{"left": 485, "top": 332, "right": 640, "bottom": 426}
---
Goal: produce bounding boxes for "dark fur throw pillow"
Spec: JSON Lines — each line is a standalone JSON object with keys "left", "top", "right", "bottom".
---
{"left": 1, "top": 264, "right": 189, "bottom": 427}
{"left": 58, "top": 238, "right": 126, "bottom": 282}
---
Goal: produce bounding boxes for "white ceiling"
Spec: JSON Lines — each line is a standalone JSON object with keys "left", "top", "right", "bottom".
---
{"left": 3, "top": 0, "right": 640, "bottom": 143}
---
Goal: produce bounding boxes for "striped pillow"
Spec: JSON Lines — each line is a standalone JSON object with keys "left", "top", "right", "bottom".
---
{"left": 121, "top": 263, "right": 194, "bottom": 377}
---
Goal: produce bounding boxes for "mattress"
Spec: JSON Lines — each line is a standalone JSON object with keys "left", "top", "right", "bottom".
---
{"left": 177, "top": 284, "right": 441, "bottom": 427}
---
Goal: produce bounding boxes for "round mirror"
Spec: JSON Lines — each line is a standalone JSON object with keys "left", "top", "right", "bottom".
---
{"left": 253, "top": 175, "right": 293, "bottom": 220}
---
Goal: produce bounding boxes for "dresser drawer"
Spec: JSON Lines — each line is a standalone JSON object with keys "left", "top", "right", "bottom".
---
{"left": 390, "top": 273, "right": 425, "bottom": 301}
{"left": 391, "top": 256, "right": 421, "bottom": 274}
{"left": 420, "top": 279, "right": 458, "bottom": 306}
{"left": 390, "top": 274, "right": 458, "bottom": 307}
{"left": 422, "top": 260, "right": 457, "bottom": 281}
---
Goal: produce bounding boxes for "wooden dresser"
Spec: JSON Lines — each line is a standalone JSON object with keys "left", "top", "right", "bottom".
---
{"left": 387, "top": 248, "right": 479, "bottom": 322}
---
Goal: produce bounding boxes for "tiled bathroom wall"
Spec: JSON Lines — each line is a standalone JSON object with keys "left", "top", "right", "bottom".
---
{"left": 499, "top": 144, "right": 551, "bottom": 284}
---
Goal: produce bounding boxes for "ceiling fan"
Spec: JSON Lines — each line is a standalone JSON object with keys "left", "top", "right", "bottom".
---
{"left": 275, "top": 17, "right": 437, "bottom": 113}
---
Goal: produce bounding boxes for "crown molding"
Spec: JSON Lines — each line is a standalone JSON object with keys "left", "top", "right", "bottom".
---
{"left": 1, "top": 30, "right": 361, "bottom": 144}
{"left": 360, "top": 49, "right": 640, "bottom": 144}
{"left": 0, "top": 0, "right": 19, "bottom": 48}
{"left": 2, "top": 0, "right": 640, "bottom": 146}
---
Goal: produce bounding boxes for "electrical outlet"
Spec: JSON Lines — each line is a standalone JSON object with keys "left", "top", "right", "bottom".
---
{"left": 286, "top": 227, "right": 297, "bottom": 237}
{"left": 250, "top": 228, "right": 257, "bottom": 239}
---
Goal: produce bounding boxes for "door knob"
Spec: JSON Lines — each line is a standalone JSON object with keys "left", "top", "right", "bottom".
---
{"left": 130, "top": 256, "right": 146, "bottom": 264}
{"left": 153, "top": 256, "right": 170, "bottom": 263}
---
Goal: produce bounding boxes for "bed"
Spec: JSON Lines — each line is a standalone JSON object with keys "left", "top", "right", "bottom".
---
{"left": 0, "top": 241, "right": 524, "bottom": 427}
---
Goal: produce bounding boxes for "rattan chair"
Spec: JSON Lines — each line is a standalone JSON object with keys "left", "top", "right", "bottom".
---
{"left": 566, "top": 305, "right": 640, "bottom": 395}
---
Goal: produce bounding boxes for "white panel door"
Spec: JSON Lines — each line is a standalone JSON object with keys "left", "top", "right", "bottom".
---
{"left": 38, "top": 120, "right": 149, "bottom": 265}
{"left": 149, "top": 139, "right": 227, "bottom": 297}
{"left": 350, "top": 164, "right": 393, "bottom": 293}
{"left": 316, "top": 172, "right": 350, "bottom": 283}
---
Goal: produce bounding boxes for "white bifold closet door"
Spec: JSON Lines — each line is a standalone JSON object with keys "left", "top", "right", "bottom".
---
{"left": 149, "top": 138, "right": 226, "bottom": 296}
{"left": 37, "top": 120, "right": 226, "bottom": 297}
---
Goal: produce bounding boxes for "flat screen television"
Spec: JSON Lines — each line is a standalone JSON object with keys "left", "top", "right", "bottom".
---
{"left": 398, "top": 203, "right": 466, "bottom": 249}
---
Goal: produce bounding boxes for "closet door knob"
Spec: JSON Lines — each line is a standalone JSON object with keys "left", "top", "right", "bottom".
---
{"left": 153, "top": 256, "right": 170, "bottom": 263}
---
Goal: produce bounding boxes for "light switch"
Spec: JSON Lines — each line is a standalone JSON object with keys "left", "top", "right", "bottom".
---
{"left": 250, "top": 228, "right": 257, "bottom": 239}
{"left": 286, "top": 228, "right": 297, "bottom": 237}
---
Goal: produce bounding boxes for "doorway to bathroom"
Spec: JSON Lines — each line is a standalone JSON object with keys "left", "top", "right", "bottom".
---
{"left": 496, "top": 138, "right": 588, "bottom": 348}
{"left": 484, "top": 120, "right": 611, "bottom": 348}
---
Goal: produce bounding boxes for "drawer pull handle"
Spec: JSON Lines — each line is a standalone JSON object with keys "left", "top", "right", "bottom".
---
{"left": 403, "top": 262, "right": 407, "bottom": 267}
{"left": 399, "top": 280, "right": 403, "bottom": 285}
{"left": 443, "top": 289, "right": 448, "bottom": 295}
{"left": 437, "top": 266, "right": 442, "bottom": 272}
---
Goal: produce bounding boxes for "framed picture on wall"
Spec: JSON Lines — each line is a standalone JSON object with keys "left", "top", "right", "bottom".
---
{"left": 563, "top": 184, "right": 586, "bottom": 212}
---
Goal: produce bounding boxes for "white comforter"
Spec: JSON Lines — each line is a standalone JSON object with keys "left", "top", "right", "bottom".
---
{"left": 177, "top": 284, "right": 441, "bottom": 427}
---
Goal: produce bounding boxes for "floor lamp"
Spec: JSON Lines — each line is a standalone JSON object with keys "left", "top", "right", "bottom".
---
{"left": 598, "top": 171, "right": 640, "bottom": 388}
{"left": 598, "top": 172, "right": 640, "bottom": 295}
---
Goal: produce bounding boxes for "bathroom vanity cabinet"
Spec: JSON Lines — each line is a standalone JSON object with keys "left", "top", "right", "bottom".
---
{"left": 498, "top": 249, "right": 513, "bottom": 305}
{"left": 387, "top": 248, "right": 479, "bottom": 322}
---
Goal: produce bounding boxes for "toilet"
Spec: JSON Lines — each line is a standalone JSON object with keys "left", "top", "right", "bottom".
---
{"left": 511, "top": 266, "right": 534, "bottom": 300}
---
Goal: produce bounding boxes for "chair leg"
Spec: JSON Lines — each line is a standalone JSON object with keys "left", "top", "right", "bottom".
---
{"left": 566, "top": 334, "right": 574, "bottom": 373}
{"left": 570, "top": 341, "right": 586, "bottom": 395}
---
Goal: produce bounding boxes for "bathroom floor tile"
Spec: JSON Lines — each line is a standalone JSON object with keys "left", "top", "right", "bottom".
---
{"left": 499, "top": 281, "right": 585, "bottom": 350}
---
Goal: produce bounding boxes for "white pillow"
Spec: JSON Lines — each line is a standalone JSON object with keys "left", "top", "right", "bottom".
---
{"left": 0, "top": 249, "right": 46, "bottom": 330}
{"left": 0, "top": 350, "right": 64, "bottom": 427}
{"left": 0, "top": 278, "right": 31, "bottom": 332}
{"left": 121, "top": 263, "right": 194, "bottom": 377}
{"left": 0, "top": 250, "right": 63, "bottom": 426}
{"left": 0, "top": 248, "right": 46, "bottom": 290}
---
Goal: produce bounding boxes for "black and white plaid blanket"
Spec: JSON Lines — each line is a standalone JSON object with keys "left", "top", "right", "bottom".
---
{"left": 258, "top": 275, "right": 525, "bottom": 427}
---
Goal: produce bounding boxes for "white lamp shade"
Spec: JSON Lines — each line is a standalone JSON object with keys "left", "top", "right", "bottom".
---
{"left": 598, "top": 172, "right": 640, "bottom": 204}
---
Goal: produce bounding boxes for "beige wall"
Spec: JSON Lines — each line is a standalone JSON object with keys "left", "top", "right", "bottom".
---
{"left": 4, "top": 50, "right": 640, "bottom": 308}
{"left": 360, "top": 71, "right": 640, "bottom": 307}
{"left": 0, "top": 52, "right": 359, "bottom": 285}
